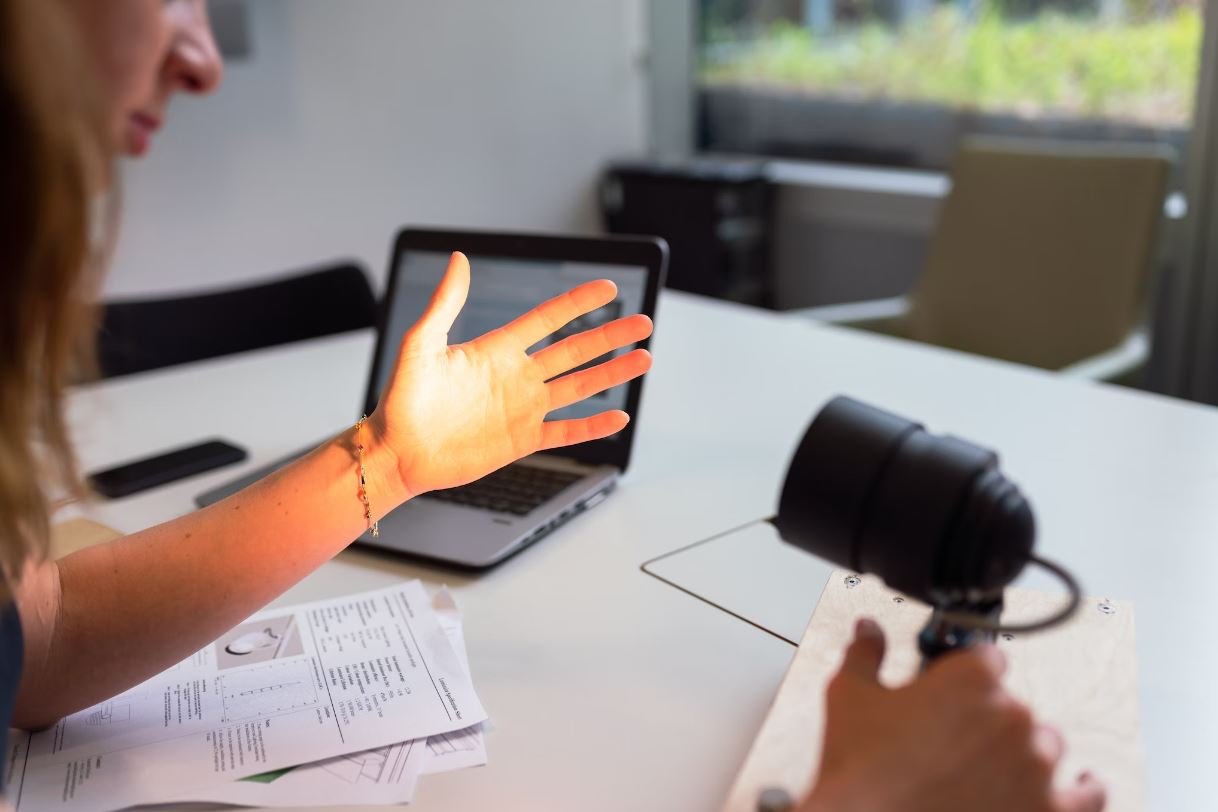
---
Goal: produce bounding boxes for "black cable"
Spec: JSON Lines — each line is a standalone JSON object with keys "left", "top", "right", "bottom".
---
{"left": 930, "top": 554, "right": 1083, "bottom": 633}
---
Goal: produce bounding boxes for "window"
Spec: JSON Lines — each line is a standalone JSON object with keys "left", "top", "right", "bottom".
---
{"left": 698, "top": 0, "right": 1203, "bottom": 168}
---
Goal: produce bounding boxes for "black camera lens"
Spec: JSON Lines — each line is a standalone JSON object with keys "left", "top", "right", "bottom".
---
{"left": 772, "top": 396, "right": 1035, "bottom": 604}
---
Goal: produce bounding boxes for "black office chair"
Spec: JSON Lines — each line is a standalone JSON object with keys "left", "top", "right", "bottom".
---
{"left": 97, "top": 261, "right": 378, "bottom": 378}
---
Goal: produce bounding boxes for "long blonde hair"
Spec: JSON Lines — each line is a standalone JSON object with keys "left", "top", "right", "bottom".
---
{"left": 0, "top": 0, "right": 111, "bottom": 585}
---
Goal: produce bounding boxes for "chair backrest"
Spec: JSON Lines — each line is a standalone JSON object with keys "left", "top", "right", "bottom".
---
{"left": 98, "top": 261, "right": 377, "bottom": 378}
{"left": 906, "top": 138, "right": 1173, "bottom": 370}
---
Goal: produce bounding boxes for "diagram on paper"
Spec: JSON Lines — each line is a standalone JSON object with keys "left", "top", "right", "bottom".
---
{"left": 86, "top": 702, "right": 132, "bottom": 726}
{"left": 217, "top": 659, "right": 319, "bottom": 723}
{"left": 427, "top": 729, "right": 480, "bottom": 757}
{"left": 318, "top": 744, "right": 412, "bottom": 785}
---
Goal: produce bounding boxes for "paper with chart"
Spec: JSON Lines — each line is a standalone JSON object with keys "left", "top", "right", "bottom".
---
{"left": 163, "top": 587, "right": 488, "bottom": 807}
{"left": 6, "top": 581, "right": 486, "bottom": 812}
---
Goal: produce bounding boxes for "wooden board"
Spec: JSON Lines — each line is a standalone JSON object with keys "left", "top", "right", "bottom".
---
{"left": 48, "top": 518, "right": 122, "bottom": 559}
{"left": 724, "top": 571, "right": 1143, "bottom": 812}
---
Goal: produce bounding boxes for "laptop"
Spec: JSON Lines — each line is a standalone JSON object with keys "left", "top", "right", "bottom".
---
{"left": 196, "top": 227, "right": 667, "bottom": 568}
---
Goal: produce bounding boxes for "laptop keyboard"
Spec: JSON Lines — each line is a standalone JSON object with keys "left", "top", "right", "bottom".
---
{"left": 424, "top": 464, "right": 583, "bottom": 516}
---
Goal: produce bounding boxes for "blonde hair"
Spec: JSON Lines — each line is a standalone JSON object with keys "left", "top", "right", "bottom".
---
{"left": 0, "top": 0, "right": 111, "bottom": 585}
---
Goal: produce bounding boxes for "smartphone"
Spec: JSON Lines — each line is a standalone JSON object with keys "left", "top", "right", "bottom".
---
{"left": 88, "top": 439, "right": 248, "bottom": 499}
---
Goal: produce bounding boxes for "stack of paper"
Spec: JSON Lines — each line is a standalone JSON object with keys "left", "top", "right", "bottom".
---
{"left": 5, "top": 582, "right": 488, "bottom": 810}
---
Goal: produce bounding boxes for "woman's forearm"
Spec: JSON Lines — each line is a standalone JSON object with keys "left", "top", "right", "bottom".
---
{"left": 12, "top": 424, "right": 408, "bottom": 729}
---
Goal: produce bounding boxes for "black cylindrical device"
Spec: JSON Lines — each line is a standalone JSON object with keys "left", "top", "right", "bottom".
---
{"left": 773, "top": 396, "right": 1035, "bottom": 606}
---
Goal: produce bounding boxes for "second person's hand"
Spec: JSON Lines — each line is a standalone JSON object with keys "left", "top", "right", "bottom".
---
{"left": 799, "top": 619, "right": 1106, "bottom": 812}
{"left": 371, "top": 251, "right": 654, "bottom": 499}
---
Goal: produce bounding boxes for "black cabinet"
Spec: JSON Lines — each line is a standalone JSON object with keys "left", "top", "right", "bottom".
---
{"left": 601, "top": 158, "right": 774, "bottom": 308}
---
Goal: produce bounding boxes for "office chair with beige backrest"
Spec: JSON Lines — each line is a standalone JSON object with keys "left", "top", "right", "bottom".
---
{"left": 797, "top": 138, "right": 1174, "bottom": 382}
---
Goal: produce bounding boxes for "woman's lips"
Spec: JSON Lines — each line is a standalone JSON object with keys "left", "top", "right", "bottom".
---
{"left": 125, "top": 113, "right": 161, "bottom": 156}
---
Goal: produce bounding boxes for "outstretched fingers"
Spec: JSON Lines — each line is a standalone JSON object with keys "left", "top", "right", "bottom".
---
{"left": 532, "top": 314, "right": 653, "bottom": 381}
{"left": 546, "top": 349, "right": 652, "bottom": 412}
{"left": 539, "top": 410, "right": 631, "bottom": 451}
{"left": 501, "top": 279, "right": 619, "bottom": 349}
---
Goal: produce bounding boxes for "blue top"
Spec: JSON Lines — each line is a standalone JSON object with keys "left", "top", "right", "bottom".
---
{"left": 0, "top": 600, "right": 22, "bottom": 795}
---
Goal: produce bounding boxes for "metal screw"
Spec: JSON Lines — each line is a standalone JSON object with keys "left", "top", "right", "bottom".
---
{"left": 1001, "top": 633, "right": 1015, "bottom": 642}
{"left": 844, "top": 575, "right": 861, "bottom": 589}
{"left": 892, "top": 596, "right": 905, "bottom": 604}
{"left": 1098, "top": 601, "right": 1116, "bottom": 615}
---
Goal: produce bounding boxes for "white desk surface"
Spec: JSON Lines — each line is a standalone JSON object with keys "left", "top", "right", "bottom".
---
{"left": 63, "top": 290, "right": 1218, "bottom": 811}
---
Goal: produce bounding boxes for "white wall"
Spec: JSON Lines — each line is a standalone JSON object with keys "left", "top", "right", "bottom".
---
{"left": 105, "top": 0, "right": 649, "bottom": 298}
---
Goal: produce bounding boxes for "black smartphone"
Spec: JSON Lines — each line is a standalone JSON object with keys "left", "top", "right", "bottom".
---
{"left": 88, "top": 439, "right": 248, "bottom": 499}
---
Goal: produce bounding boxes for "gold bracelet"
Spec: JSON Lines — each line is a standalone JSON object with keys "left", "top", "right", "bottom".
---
{"left": 354, "top": 415, "right": 379, "bottom": 538}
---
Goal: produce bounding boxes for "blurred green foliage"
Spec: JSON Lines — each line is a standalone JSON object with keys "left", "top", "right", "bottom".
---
{"left": 701, "top": 5, "right": 1201, "bottom": 125}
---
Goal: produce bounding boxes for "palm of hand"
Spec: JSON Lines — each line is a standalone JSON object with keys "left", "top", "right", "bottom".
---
{"left": 381, "top": 339, "right": 548, "bottom": 493}
{"left": 374, "top": 253, "right": 653, "bottom": 497}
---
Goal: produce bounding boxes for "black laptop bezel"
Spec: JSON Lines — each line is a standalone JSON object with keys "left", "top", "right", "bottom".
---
{"left": 364, "top": 227, "right": 668, "bottom": 473}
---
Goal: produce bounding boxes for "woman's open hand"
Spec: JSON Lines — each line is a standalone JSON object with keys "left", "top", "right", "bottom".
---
{"left": 371, "top": 252, "right": 653, "bottom": 499}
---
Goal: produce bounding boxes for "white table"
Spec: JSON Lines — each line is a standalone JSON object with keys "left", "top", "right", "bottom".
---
{"left": 65, "top": 291, "right": 1218, "bottom": 811}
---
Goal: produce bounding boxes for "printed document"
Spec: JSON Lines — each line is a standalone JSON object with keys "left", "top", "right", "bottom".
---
{"left": 5, "top": 581, "right": 485, "bottom": 812}
{"left": 161, "top": 588, "right": 488, "bottom": 808}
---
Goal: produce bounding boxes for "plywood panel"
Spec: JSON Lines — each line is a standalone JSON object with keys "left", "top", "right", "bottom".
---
{"left": 724, "top": 571, "right": 1142, "bottom": 812}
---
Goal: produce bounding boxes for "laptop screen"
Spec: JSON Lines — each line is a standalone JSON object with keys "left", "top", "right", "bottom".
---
{"left": 371, "top": 250, "right": 650, "bottom": 431}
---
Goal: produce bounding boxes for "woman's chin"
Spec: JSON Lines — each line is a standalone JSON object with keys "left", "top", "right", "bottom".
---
{"left": 123, "top": 129, "right": 150, "bottom": 157}
{"left": 122, "top": 117, "right": 157, "bottom": 157}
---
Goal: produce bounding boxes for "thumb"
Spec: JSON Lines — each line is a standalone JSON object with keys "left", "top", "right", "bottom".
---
{"left": 414, "top": 251, "right": 470, "bottom": 343}
{"left": 838, "top": 618, "right": 886, "bottom": 684}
